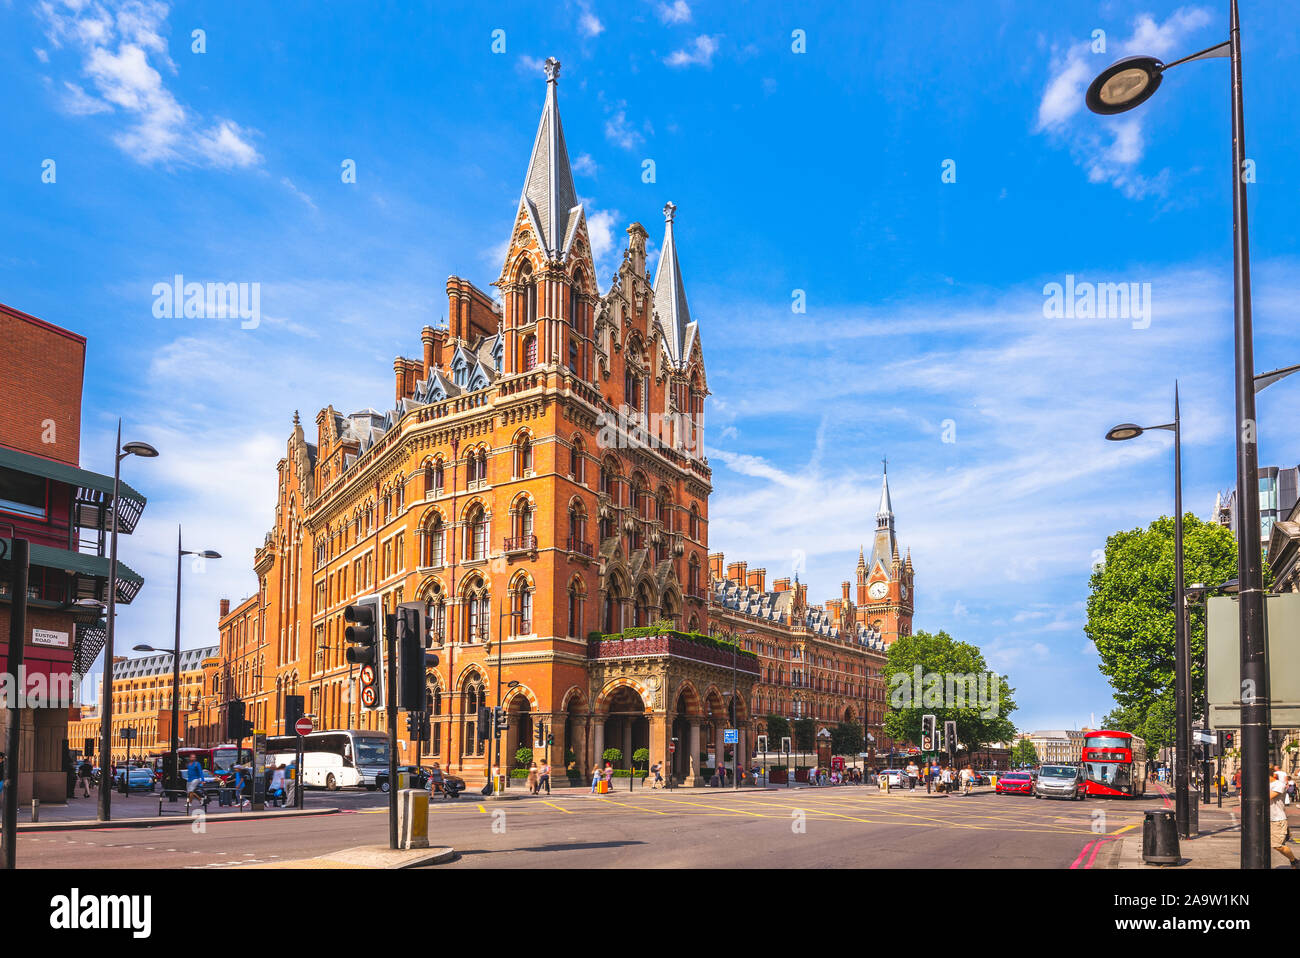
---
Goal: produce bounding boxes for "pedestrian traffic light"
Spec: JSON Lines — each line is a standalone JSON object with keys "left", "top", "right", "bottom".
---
{"left": 283, "top": 694, "right": 305, "bottom": 732}
{"left": 394, "top": 601, "right": 435, "bottom": 711}
{"left": 227, "top": 699, "right": 253, "bottom": 740}
{"left": 1223, "top": 730, "right": 1235, "bottom": 749}
{"left": 344, "top": 594, "right": 384, "bottom": 710}
{"left": 920, "top": 714, "right": 936, "bottom": 752}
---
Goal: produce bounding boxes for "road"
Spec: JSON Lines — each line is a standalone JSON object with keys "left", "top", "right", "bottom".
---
{"left": 15, "top": 784, "right": 1147, "bottom": 869}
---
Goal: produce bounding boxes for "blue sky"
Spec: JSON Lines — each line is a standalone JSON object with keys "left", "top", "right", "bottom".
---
{"left": 4, "top": 0, "right": 1299, "bottom": 732}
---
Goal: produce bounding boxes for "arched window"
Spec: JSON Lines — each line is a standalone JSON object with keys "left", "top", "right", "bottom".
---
{"left": 569, "top": 271, "right": 584, "bottom": 334}
{"left": 511, "top": 575, "right": 533, "bottom": 634}
{"left": 462, "top": 672, "right": 486, "bottom": 756}
{"left": 519, "top": 262, "right": 537, "bottom": 327}
{"left": 567, "top": 578, "right": 585, "bottom": 638}
{"left": 570, "top": 437, "right": 585, "bottom": 483}
{"left": 688, "top": 555, "right": 701, "bottom": 596}
{"left": 427, "top": 681, "right": 443, "bottom": 754}
{"left": 423, "top": 514, "right": 444, "bottom": 567}
{"left": 689, "top": 505, "right": 700, "bottom": 540}
{"left": 516, "top": 435, "right": 533, "bottom": 476}
{"left": 514, "top": 500, "right": 534, "bottom": 545}
{"left": 523, "top": 334, "right": 538, "bottom": 371}
{"left": 634, "top": 583, "right": 653, "bottom": 627}
{"left": 463, "top": 576, "right": 490, "bottom": 643}
{"left": 567, "top": 501, "right": 587, "bottom": 551}
{"left": 466, "top": 505, "right": 488, "bottom": 561}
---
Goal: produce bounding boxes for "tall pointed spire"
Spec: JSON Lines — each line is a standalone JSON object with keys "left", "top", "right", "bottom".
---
{"left": 653, "top": 200, "right": 696, "bottom": 368}
{"left": 876, "top": 458, "right": 894, "bottom": 527}
{"left": 518, "top": 57, "right": 580, "bottom": 259}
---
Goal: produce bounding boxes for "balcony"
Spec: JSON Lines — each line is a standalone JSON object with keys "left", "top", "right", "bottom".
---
{"left": 503, "top": 535, "right": 537, "bottom": 554}
{"left": 566, "top": 537, "right": 593, "bottom": 557}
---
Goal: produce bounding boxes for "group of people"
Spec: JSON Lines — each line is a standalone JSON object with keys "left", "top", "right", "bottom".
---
{"left": 805, "top": 767, "right": 865, "bottom": 785}
{"left": 524, "top": 762, "right": 552, "bottom": 795}
{"left": 184, "top": 756, "right": 293, "bottom": 807}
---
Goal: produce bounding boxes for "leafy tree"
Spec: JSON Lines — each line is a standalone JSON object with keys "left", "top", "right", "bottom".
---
{"left": 632, "top": 747, "right": 650, "bottom": 770}
{"left": 792, "top": 718, "right": 816, "bottom": 751}
{"left": 832, "top": 721, "right": 863, "bottom": 756}
{"left": 881, "top": 630, "right": 1017, "bottom": 751}
{"left": 1085, "top": 515, "right": 1243, "bottom": 751}
{"left": 514, "top": 746, "right": 533, "bottom": 768}
{"left": 1011, "top": 738, "right": 1038, "bottom": 766}
{"left": 602, "top": 747, "right": 623, "bottom": 766}
{"left": 765, "top": 714, "right": 792, "bottom": 748}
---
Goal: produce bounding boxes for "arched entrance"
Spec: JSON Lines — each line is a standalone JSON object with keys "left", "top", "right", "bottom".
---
{"left": 602, "top": 686, "right": 648, "bottom": 771}
{"left": 507, "top": 694, "right": 533, "bottom": 770}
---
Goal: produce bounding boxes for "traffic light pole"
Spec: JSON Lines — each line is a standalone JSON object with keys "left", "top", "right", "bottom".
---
{"left": 386, "top": 613, "right": 398, "bottom": 851}
{"left": 3, "top": 539, "right": 29, "bottom": 869}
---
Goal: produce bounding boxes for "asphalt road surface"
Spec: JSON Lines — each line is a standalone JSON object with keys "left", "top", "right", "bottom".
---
{"left": 15, "top": 784, "right": 1148, "bottom": 869}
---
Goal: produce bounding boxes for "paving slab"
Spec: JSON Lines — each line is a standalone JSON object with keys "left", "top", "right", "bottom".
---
{"left": 235, "top": 845, "right": 456, "bottom": 869}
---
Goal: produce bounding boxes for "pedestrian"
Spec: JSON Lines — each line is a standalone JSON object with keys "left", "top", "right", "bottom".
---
{"left": 961, "top": 765, "right": 973, "bottom": 796}
{"left": 603, "top": 761, "right": 614, "bottom": 792}
{"left": 540, "top": 761, "right": 551, "bottom": 795}
{"left": 590, "top": 763, "right": 602, "bottom": 794}
{"left": 185, "top": 753, "right": 205, "bottom": 801}
{"left": 526, "top": 761, "right": 539, "bottom": 795}
{"left": 1270, "top": 770, "right": 1299, "bottom": 868}
{"left": 268, "top": 764, "right": 287, "bottom": 806}
{"left": 429, "top": 762, "right": 445, "bottom": 798}
{"left": 77, "top": 757, "right": 94, "bottom": 798}
{"left": 650, "top": 761, "right": 663, "bottom": 789}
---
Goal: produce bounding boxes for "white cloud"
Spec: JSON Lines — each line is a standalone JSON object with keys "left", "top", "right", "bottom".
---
{"left": 573, "top": 152, "right": 598, "bottom": 176}
{"left": 578, "top": 3, "right": 604, "bottom": 38}
{"left": 657, "top": 0, "right": 691, "bottom": 24}
{"left": 665, "top": 35, "right": 719, "bottom": 69}
{"left": 38, "top": 0, "right": 261, "bottom": 169}
{"left": 280, "top": 176, "right": 318, "bottom": 211}
{"left": 1035, "top": 7, "right": 1212, "bottom": 199}
{"left": 604, "top": 109, "right": 644, "bottom": 150}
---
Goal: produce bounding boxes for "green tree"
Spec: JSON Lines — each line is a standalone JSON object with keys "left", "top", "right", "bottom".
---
{"left": 602, "top": 747, "right": 623, "bottom": 766}
{"left": 765, "top": 714, "right": 792, "bottom": 748}
{"left": 1085, "top": 515, "right": 1242, "bottom": 752}
{"left": 514, "top": 746, "right": 533, "bottom": 768}
{"left": 881, "top": 630, "right": 1017, "bottom": 752}
{"left": 1011, "top": 738, "right": 1038, "bottom": 766}
{"left": 632, "top": 747, "right": 650, "bottom": 770}
{"left": 831, "top": 721, "right": 863, "bottom": 756}
{"left": 792, "top": 718, "right": 816, "bottom": 751}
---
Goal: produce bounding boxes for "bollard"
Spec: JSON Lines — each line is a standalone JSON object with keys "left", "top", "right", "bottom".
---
{"left": 31, "top": 799, "right": 39, "bottom": 823}
{"left": 1142, "top": 808, "right": 1181, "bottom": 865}
{"left": 397, "top": 788, "right": 429, "bottom": 849}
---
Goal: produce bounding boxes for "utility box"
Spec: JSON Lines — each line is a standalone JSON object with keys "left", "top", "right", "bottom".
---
{"left": 1207, "top": 593, "right": 1300, "bottom": 729}
{"left": 397, "top": 788, "right": 429, "bottom": 850}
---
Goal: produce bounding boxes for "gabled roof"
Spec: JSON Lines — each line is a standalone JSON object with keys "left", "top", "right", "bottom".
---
{"left": 653, "top": 201, "right": 696, "bottom": 369}
{"left": 518, "top": 57, "right": 581, "bottom": 260}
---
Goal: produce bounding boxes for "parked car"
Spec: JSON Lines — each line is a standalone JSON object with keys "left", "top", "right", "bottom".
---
{"left": 995, "top": 771, "right": 1034, "bottom": 795}
{"left": 968, "top": 770, "right": 990, "bottom": 786}
{"left": 115, "top": 768, "right": 157, "bottom": 793}
{"left": 1035, "top": 764, "right": 1086, "bottom": 801}
{"left": 374, "top": 766, "right": 430, "bottom": 792}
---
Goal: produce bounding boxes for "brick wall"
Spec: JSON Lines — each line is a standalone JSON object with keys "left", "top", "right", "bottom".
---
{"left": 0, "top": 303, "right": 86, "bottom": 465}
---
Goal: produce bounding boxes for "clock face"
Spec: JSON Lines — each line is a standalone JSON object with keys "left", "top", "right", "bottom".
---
{"left": 868, "top": 581, "right": 888, "bottom": 600}
{"left": 901, "top": 584, "right": 909, "bottom": 600}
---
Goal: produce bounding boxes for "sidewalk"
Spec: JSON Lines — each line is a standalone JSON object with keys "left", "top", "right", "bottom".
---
{"left": 1115, "top": 787, "right": 1300, "bottom": 869}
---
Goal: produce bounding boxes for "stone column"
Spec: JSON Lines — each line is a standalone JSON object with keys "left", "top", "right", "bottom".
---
{"left": 715, "top": 723, "right": 725, "bottom": 781}
{"left": 687, "top": 720, "right": 702, "bottom": 786}
{"left": 592, "top": 718, "right": 605, "bottom": 772}
{"left": 622, "top": 720, "right": 633, "bottom": 771}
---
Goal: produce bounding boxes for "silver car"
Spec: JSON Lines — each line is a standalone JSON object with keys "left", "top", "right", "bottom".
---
{"left": 1034, "top": 764, "right": 1086, "bottom": 800}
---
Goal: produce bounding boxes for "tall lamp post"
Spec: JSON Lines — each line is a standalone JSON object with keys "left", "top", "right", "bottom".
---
{"left": 1106, "top": 385, "right": 1192, "bottom": 837}
{"left": 1086, "top": 0, "right": 1269, "bottom": 869}
{"left": 96, "top": 423, "right": 157, "bottom": 822}
{"left": 489, "top": 606, "right": 525, "bottom": 793}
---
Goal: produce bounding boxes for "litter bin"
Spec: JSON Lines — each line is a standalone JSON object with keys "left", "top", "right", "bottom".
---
{"left": 1142, "top": 808, "right": 1181, "bottom": 864}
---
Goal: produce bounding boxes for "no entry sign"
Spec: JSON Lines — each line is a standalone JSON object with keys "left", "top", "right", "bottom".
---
{"left": 295, "top": 717, "right": 314, "bottom": 736}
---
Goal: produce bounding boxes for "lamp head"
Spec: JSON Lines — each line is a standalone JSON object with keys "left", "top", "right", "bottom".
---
{"left": 122, "top": 441, "right": 159, "bottom": 458}
{"left": 1105, "top": 423, "right": 1144, "bottom": 442}
{"left": 1086, "top": 56, "right": 1164, "bottom": 114}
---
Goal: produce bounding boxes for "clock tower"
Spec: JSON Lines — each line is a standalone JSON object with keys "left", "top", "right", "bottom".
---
{"left": 855, "top": 462, "right": 914, "bottom": 645}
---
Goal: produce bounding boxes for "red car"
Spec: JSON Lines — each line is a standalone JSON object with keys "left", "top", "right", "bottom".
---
{"left": 996, "top": 771, "right": 1034, "bottom": 795}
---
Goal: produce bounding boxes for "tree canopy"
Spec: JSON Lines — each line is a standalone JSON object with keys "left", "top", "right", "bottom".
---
{"left": 881, "top": 630, "right": 1017, "bottom": 752}
{"left": 1084, "top": 514, "right": 1242, "bottom": 752}
{"left": 1011, "top": 738, "right": 1039, "bottom": 766}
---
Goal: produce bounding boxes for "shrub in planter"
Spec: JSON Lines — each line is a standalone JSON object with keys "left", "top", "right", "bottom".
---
{"left": 602, "top": 747, "right": 623, "bottom": 766}
{"left": 515, "top": 747, "right": 534, "bottom": 768}
{"left": 509, "top": 768, "right": 529, "bottom": 779}
{"left": 632, "top": 747, "right": 650, "bottom": 770}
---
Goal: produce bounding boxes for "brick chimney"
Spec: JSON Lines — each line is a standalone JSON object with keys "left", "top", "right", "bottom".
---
{"left": 773, "top": 577, "right": 791, "bottom": 593}
{"left": 842, "top": 580, "right": 851, "bottom": 602}
{"left": 727, "top": 560, "right": 747, "bottom": 585}
{"left": 219, "top": 598, "right": 230, "bottom": 618}
{"left": 708, "top": 553, "right": 725, "bottom": 581}
{"left": 747, "top": 568, "right": 766, "bottom": 592}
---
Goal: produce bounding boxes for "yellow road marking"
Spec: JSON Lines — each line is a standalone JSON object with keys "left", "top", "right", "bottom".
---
{"left": 542, "top": 801, "right": 571, "bottom": 814}
{"left": 477, "top": 804, "right": 486, "bottom": 813}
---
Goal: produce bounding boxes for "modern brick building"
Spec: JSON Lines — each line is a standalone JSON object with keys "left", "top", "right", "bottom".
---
{"left": 0, "top": 302, "right": 148, "bottom": 801}
{"left": 205, "top": 58, "right": 763, "bottom": 786}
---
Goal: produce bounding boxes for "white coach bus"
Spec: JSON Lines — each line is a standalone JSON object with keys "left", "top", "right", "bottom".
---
{"left": 265, "top": 729, "right": 391, "bottom": 790}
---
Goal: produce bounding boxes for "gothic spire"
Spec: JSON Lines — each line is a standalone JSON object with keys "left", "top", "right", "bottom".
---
{"left": 653, "top": 200, "right": 696, "bottom": 368}
{"left": 876, "top": 458, "right": 894, "bottom": 527}
{"left": 518, "top": 57, "right": 581, "bottom": 259}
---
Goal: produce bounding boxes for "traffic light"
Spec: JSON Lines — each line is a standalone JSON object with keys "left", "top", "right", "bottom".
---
{"left": 757, "top": 734, "right": 768, "bottom": 754}
{"left": 1224, "top": 730, "right": 1235, "bottom": 749}
{"left": 394, "top": 601, "right": 435, "bottom": 711}
{"left": 920, "top": 714, "right": 936, "bottom": 752}
{"left": 344, "top": 594, "right": 384, "bottom": 710}
{"left": 406, "top": 711, "right": 430, "bottom": 741}
{"left": 535, "top": 720, "right": 546, "bottom": 748}
{"left": 227, "top": 700, "right": 253, "bottom": 740}
{"left": 283, "top": 694, "right": 305, "bottom": 732}
{"left": 944, "top": 720, "right": 957, "bottom": 754}
{"left": 477, "top": 706, "right": 492, "bottom": 743}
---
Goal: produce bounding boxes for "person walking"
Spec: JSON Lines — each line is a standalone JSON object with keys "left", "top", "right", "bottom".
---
{"left": 77, "top": 757, "right": 94, "bottom": 798}
{"left": 526, "top": 762, "right": 539, "bottom": 795}
{"left": 1270, "top": 770, "right": 1299, "bottom": 868}
{"left": 590, "top": 762, "right": 602, "bottom": 794}
{"left": 650, "top": 761, "right": 663, "bottom": 789}
{"left": 539, "top": 762, "right": 551, "bottom": 795}
{"left": 185, "top": 754, "right": 205, "bottom": 801}
{"left": 268, "top": 764, "right": 287, "bottom": 806}
{"left": 960, "top": 765, "right": 973, "bottom": 796}
{"left": 603, "top": 761, "right": 614, "bottom": 792}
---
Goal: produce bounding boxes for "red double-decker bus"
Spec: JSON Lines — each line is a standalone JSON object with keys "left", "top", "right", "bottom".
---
{"left": 1081, "top": 730, "right": 1146, "bottom": 797}
{"left": 177, "top": 745, "right": 252, "bottom": 777}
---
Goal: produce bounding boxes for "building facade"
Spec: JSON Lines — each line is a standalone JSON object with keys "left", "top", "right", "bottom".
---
{"left": 0, "top": 302, "right": 148, "bottom": 802}
{"left": 1026, "top": 729, "right": 1086, "bottom": 764}
{"left": 205, "top": 59, "right": 761, "bottom": 785}
{"left": 68, "top": 646, "right": 216, "bottom": 765}
{"left": 1218, "top": 464, "right": 1300, "bottom": 560}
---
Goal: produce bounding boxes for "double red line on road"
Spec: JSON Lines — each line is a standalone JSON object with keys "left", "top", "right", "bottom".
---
{"left": 1069, "top": 837, "right": 1112, "bottom": 868}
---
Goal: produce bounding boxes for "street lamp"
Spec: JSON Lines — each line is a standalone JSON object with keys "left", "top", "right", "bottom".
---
{"left": 729, "top": 629, "right": 756, "bottom": 790}
{"left": 1106, "top": 384, "right": 1193, "bottom": 837}
{"left": 97, "top": 423, "right": 157, "bottom": 822}
{"left": 1087, "top": 0, "right": 1268, "bottom": 869}
{"left": 171, "top": 530, "right": 219, "bottom": 788}
{"left": 488, "top": 608, "right": 524, "bottom": 793}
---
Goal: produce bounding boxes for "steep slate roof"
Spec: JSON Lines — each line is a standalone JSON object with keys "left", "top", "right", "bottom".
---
{"left": 116, "top": 645, "right": 219, "bottom": 680}
{"left": 653, "top": 201, "right": 697, "bottom": 369}
{"left": 518, "top": 57, "right": 582, "bottom": 260}
{"left": 711, "top": 576, "right": 884, "bottom": 652}
{"left": 868, "top": 466, "right": 897, "bottom": 579}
